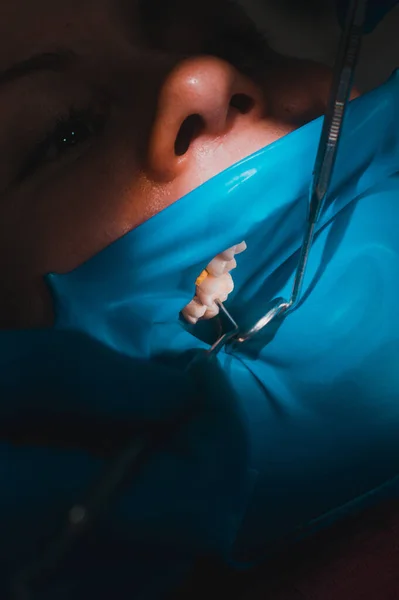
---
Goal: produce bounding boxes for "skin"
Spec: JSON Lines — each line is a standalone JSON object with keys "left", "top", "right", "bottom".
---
{"left": 0, "top": 0, "right": 355, "bottom": 329}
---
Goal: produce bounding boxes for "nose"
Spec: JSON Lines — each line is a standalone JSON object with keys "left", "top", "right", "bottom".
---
{"left": 148, "top": 56, "right": 265, "bottom": 182}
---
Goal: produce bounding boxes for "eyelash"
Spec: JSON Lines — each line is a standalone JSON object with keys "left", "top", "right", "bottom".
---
{"left": 18, "top": 106, "right": 107, "bottom": 181}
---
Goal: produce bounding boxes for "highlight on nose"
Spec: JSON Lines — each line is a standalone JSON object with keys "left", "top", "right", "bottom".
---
{"left": 148, "top": 56, "right": 263, "bottom": 181}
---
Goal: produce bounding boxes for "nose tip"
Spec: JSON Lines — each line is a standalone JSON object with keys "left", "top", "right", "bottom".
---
{"left": 148, "top": 56, "right": 264, "bottom": 181}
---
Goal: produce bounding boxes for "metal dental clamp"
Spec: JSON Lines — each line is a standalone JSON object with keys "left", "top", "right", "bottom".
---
{"left": 207, "top": 0, "right": 368, "bottom": 357}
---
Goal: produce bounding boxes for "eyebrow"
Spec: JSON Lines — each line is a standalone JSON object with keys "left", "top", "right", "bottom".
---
{"left": 0, "top": 50, "right": 77, "bottom": 88}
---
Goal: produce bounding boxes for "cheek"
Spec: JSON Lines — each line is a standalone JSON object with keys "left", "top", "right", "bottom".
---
{"left": 0, "top": 161, "right": 178, "bottom": 329}
{"left": 0, "top": 116, "right": 295, "bottom": 279}
{"left": 0, "top": 163, "right": 178, "bottom": 277}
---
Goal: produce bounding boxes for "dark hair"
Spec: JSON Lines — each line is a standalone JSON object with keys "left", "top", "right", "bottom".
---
{"left": 139, "top": 0, "right": 275, "bottom": 76}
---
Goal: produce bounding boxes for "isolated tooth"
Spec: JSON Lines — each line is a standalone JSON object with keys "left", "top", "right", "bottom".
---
{"left": 234, "top": 241, "right": 247, "bottom": 254}
{"left": 206, "top": 257, "right": 237, "bottom": 277}
{"left": 181, "top": 240, "right": 247, "bottom": 324}
{"left": 219, "top": 247, "right": 236, "bottom": 261}
{"left": 218, "top": 241, "right": 246, "bottom": 261}
{"left": 182, "top": 313, "right": 199, "bottom": 325}
{"left": 196, "top": 272, "right": 234, "bottom": 308}
{"left": 181, "top": 296, "right": 207, "bottom": 324}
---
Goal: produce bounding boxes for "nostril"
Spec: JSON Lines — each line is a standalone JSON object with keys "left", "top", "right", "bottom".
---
{"left": 229, "top": 93, "right": 255, "bottom": 115}
{"left": 173, "top": 95, "right": 255, "bottom": 158}
{"left": 174, "top": 114, "right": 205, "bottom": 156}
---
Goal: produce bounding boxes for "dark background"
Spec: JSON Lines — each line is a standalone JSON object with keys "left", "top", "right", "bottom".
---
{"left": 239, "top": 0, "right": 399, "bottom": 91}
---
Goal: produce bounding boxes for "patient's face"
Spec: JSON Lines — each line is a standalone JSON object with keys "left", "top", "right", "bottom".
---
{"left": 0, "top": 0, "right": 327, "bottom": 328}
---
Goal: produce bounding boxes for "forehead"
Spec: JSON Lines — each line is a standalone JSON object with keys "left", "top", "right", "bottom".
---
{"left": 0, "top": 0, "right": 140, "bottom": 67}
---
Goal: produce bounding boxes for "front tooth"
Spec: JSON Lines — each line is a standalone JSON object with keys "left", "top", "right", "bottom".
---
{"left": 182, "top": 313, "right": 200, "bottom": 325}
{"left": 196, "top": 272, "right": 234, "bottom": 307}
{"left": 234, "top": 241, "right": 247, "bottom": 255}
{"left": 218, "top": 241, "right": 246, "bottom": 261}
{"left": 181, "top": 240, "right": 246, "bottom": 325}
{"left": 219, "top": 247, "right": 236, "bottom": 261}
{"left": 181, "top": 296, "right": 207, "bottom": 324}
{"left": 206, "top": 257, "right": 237, "bottom": 277}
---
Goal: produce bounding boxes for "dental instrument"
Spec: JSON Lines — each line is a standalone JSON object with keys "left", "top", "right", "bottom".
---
{"left": 207, "top": 0, "right": 368, "bottom": 356}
